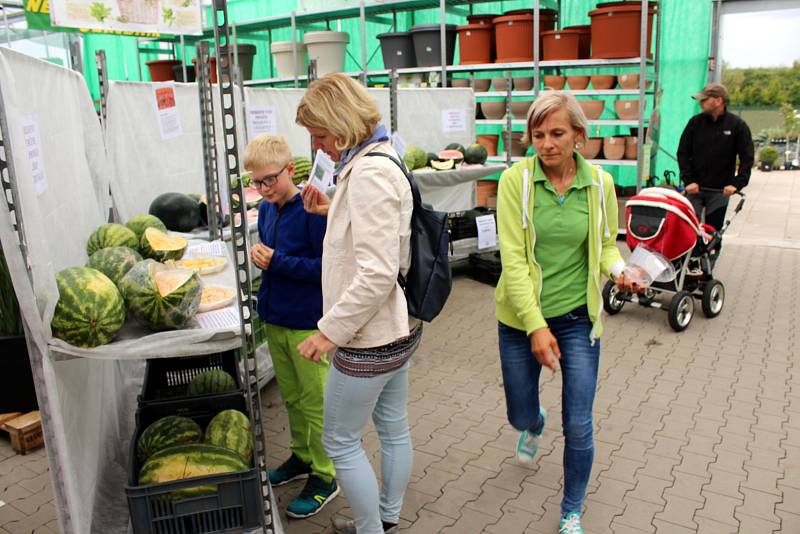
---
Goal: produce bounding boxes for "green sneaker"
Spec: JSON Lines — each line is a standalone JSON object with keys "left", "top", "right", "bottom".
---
{"left": 268, "top": 454, "right": 311, "bottom": 486}
{"left": 516, "top": 407, "right": 547, "bottom": 463}
{"left": 559, "top": 512, "right": 584, "bottom": 534}
{"left": 285, "top": 475, "right": 339, "bottom": 519}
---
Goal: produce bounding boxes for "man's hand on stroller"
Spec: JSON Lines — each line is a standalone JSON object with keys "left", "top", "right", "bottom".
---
{"left": 615, "top": 271, "right": 643, "bottom": 294}
{"left": 684, "top": 183, "right": 700, "bottom": 194}
{"left": 530, "top": 328, "right": 561, "bottom": 373}
{"left": 723, "top": 185, "right": 737, "bottom": 197}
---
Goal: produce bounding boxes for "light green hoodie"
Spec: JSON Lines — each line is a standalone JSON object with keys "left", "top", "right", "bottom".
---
{"left": 495, "top": 154, "right": 625, "bottom": 340}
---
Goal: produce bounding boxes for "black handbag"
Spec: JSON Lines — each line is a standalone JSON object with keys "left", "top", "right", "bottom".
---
{"left": 366, "top": 152, "right": 452, "bottom": 322}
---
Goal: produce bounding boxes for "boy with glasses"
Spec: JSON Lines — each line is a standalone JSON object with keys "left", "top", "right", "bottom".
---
{"left": 245, "top": 135, "right": 338, "bottom": 518}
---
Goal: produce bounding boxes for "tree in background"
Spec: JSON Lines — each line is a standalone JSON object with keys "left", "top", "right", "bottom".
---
{"left": 723, "top": 61, "right": 800, "bottom": 107}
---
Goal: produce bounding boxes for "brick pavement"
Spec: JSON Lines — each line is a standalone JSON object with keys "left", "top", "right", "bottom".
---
{"left": 1, "top": 170, "right": 798, "bottom": 533}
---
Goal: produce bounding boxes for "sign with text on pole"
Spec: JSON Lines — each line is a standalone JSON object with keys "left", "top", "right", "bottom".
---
{"left": 48, "top": 0, "right": 203, "bottom": 35}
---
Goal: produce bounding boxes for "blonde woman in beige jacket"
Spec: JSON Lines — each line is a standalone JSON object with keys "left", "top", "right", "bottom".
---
{"left": 296, "top": 73, "right": 421, "bottom": 534}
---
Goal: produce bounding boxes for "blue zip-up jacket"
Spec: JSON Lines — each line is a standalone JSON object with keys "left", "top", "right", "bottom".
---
{"left": 256, "top": 193, "right": 326, "bottom": 330}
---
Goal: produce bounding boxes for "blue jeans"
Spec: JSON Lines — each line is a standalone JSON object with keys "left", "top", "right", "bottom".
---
{"left": 498, "top": 306, "right": 600, "bottom": 515}
{"left": 322, "top": 362, "right": 412, "bottom": 534}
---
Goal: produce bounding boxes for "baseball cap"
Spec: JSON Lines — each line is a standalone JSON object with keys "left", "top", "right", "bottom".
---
{"left": 692, "top": 83, "right": 728, "bottom": 101}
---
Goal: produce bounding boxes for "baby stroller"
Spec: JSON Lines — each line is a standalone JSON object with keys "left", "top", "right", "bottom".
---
{"left": 602, "top": 187, "right": 746, "bottom": 332}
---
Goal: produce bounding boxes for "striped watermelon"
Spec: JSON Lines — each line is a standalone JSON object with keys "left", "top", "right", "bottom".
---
{"left": 138, "top": 443, "right": 249, "bottom": 498}
{"left": 204, "top": 409, "right": 253, "bottom": 462}
{"left": 119, "top": 260, "right": 201, "bottom": 331}
{"left": 86, "top": 246, "right": 142, "bottom": 286}
{"left": 293, "top": 156, "right": 312, "bottom": 185}
{"left": 86, "top": 223, "right": 138, "bottom": 257}
{"left": 187, "top": 369, "right": 237, "bottom": 396}
{"left": 137, "top": 415, "right": 203, "bottom": 463}
{"left": 126, "top": 214, "right": 167, "bottom": 241}
{"left": 139, "top": 228, "right": 187, "bottom": 262}
{"left": 51, "top": 267, "right": 126, "bottom": 348}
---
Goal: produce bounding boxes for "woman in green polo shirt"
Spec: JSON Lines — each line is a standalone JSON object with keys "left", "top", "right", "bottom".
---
{"left": 495, "top": 92, "right": 637, "bottom": 534}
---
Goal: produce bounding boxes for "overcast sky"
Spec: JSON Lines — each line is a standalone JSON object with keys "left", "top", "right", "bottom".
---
{"left": 721, "top": 8, "right": 800, "bottom": 68}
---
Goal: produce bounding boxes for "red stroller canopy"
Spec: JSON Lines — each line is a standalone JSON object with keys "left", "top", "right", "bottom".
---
{"left": 625, "top": 188, "right": 702, "bottom": 261}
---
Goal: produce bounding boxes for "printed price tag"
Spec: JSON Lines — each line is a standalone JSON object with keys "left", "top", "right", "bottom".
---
{"left": 247, "top": 107, "right": 278, "bottom": 138}
{"left": 153, "top": 84, "right": 183, "bottom": 140}
{"left": 21, "top": 114, "right": 47, "bottom": 196}
{"left": 441, "top": 108, "right": 467, "bottom": 133}
{"left": 475, "top": 214, "right": 497, "bottom": 250}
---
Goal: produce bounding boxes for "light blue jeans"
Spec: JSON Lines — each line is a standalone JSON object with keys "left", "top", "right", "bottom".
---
{"left": 322, "top": 362, "right": 412, "bottom": 534}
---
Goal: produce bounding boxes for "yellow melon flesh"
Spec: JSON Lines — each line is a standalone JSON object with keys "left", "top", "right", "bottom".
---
{"left": 154, "top": 271, "right": 194, "bottom": 297}
{"left": 144, "top": 228, "right": 187, "bottom": 252}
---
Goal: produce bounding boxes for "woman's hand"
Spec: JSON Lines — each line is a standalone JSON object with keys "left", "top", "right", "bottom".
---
{"left": 301, "top": 184, "right": 331, "bottom": 216}
{"left": 298, "top": 332, "right": 336, "bottom": 362}
{"left": 250, "top": 243, "right": 274, "bottom": 270}
{"left": 530, "top": 327, "right": 561, "bottom": 372}
{"left": 615, "top": 271, "right": 642, "bottom": 294}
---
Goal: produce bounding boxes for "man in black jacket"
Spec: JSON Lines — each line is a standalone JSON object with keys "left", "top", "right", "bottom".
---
{"left": 677, "top": 83, "right": 754, "bottom": 231}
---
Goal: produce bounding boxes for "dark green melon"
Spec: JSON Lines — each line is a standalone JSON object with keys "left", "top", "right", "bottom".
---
{"left": 444, "top": 142, "right": 466, "bottom": 155}
{"left": 187, "top": 369, "right": 237, "bottom": 396}
{"left": 51, "top": 267, "right": 126, "bottom": 348}
{"left": 149, "top": 193, "right": 202, "bottom": 233}
{"left": 86, "top": 223, "right": 138, "bottom": 257}
{"left": 86, "top": 246, "right": 142, "bottom": 286}
{"left": 126, "top": 214, "right": 167, "bottom": 241}
{"left": 137, "top": 415, "right": 203, "bottom": 464}
{"left": 204, "top": 409, "right": 252, "bottom": 462}
{"left": 464, "top": 143, "right": 489, "bottom": 164}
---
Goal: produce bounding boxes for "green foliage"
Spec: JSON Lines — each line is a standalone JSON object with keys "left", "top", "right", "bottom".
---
{"left": 162, "top": 8, "right": 176, "bottom": 26}
{"left": 90, "top": 2, "right": 112, "bottom": 22}
{"left": 759, "top": 146, "right": 780, "bottom": 166}
{"left": 722, "top": 61, "right": 800, "bottom": 107}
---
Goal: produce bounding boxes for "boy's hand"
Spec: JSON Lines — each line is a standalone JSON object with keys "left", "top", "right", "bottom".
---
{"left": 301, "top": 184, "right": 331, "bottom": 216}
{"left": 251, "top": 243, "right": 274, "bottom": 270}
{"left": 298, "top": 332, "right": 335, "bottom": 362}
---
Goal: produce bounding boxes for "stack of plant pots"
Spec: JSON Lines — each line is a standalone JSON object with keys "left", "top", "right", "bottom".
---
{"left": 589, "top": 1, "right": 656, "bottom": 59}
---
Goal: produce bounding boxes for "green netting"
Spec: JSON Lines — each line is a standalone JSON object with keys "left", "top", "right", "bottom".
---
{"left": 81, "top": 0, "right": 710, "bottom": 187}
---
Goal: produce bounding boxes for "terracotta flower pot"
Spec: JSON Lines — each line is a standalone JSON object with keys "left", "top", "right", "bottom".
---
{"left": 578, "top": 99, "right": 604, "bottom": 120}
{"left": 477, "top": 134, "right": 499, "bottom": 156}
{"left": 146, "top": 59, "right": 181, "bottom": 82}
{"left": 565, "top": 25, "right": 592, "bottom": 59}
{"left": 511, "top": 100, "right": 532, "bottom": 120}
{"left": 589, "top": 3, "right": 656, "bottom": 59}
{"left": 543, "top": 75, "right": 566, "bottom": 90}
{"left": 591, "top": 75, "right": 616, "bottom": 90}
{"left": 467, "top": 14, "right": 499, "bottom": 61}
{"left": 618, "top": 73, "right": 652, "bottom": 89}
{"left": 614, "top": 99, "right": 640, "bottom": 120}
{"left": 566, "top": 75, "right": 590, "bottom": 90}
{"left": 603, "top": 136, "right": 626, "bottom": 160}
{"left": 457, "top": 24, "right": 493, "bottom": 65}
{"left": 481, "top": 100, "right": 507, "bottom": 120}
{"left": 493, "top": 10, "right": 556, "bottom": 62}
{"left": 451, "top": 78, "right": 470, "bottom": 87}
{"left": 624, "top": 136, "right": 639, "bottom": 159}
{"left": 513, "top": 77, "right": 533, "bottom": 91}
{"left": 192, "top": 56, "right": 218, "bottom": 83}
{"left": 491, "top": 77, "right": 509, "bottom": 91}
{"left": 476, "top": 180, "right": 498, "bottom": 207}
{"left": 473, "top": 78, "right": 491, "bottom": 92}
{"left": 542, "top": 29, "right": 582, "bottom": 61}
{"left": 504, "top": 131, "right": 528, "bottom": 157}
{"left": 579, "top": 138, "right": 602, "bottom": 160}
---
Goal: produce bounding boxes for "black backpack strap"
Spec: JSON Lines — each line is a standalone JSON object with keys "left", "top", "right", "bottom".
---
{"left": 365, "top": 150, "right": 420, "bottom": 289}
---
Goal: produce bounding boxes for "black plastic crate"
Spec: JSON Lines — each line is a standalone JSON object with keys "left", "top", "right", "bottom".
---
{"left": 469, "top": 251, "right": 502, "bottom": 286}
{"left": 139, "top": 351, "right": 243, "bottom": 406}
{"left": 127, "top": 393, "right": 264, "bottom": 534}
{"left": 448, "top": 207, "right": 496, "bottom": 242}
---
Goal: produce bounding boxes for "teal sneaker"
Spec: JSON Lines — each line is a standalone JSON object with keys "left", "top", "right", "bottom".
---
{"left": 559, "top": 512, "right": 584, "bottom": 534}
{"left": 285, "top": 475, "right": 340, "bottom": 519}
{"left": 516, "top": 407, "right": 547, "bottom": 463}
{"left": 269, "top": 454, "right": 311, "bottom": 486}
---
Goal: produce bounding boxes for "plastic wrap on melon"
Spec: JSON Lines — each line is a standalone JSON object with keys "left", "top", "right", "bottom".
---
{"left": 120, "top": 259, "right": 201, "bottom": 331}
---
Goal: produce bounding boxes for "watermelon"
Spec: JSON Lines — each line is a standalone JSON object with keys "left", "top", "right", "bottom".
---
{"left": 140, "top": 228, "right": 188, "bottom": 262}
{"left": 119, "top": 260, "right": 201, "bottom": 331}
{"left": 293, "top": 156, "right": 312, "bottom": 185}
{"left": 137, "top": 415, "right": 203, "bottom": 464}
{"left": 402, "top": 146, "right": 427, "bottom": 171}
{"left": 438, "top": 149, "right": 464, "bottom": 163}
{"left": 86, "top": 223, "right": 138, "bottom": 257}
{"left": 444, "top": 142, "right": 466, "bottom": 155}
{"left": 431, "top": 159, "right": 456, "bottom": 171}
{"left": 51, "top": 267, "right": 126, "bottom": 348}
{"left": 464, "top": 143, "right": 489, "bottom": 165}
{"left": 126, "top": 214, "right": 167, "bottom": 240}
{"left": 149, "top": 193, "right": 202, "bottom": 233}
{"left": 86, "top": 246, "right": 142, "bottom": 286}
{"left": 138, "top": 443, "right": 249, "bottom": 498}
{"left": 187, "top": 369, "right": 237, "bottom": 396}
{"left": 204, "top": 409, "right": 253, "bottom": 461}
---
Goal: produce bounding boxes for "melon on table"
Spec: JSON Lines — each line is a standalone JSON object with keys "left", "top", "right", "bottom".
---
{"left": 120, "top": 260, "right": 201, "bottom": 331}
{"left": 140, "top": 228, "right": 187, "bottom": 262}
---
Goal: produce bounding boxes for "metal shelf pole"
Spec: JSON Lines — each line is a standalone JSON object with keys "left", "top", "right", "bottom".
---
{"left": 211, "top": 1, "right": 273, "bottom": 531}
{"left": 636, "top": 0, "right": 649, "bottom": 192}
{"left": 390, "top": 68, "right": 398, "bottom": 134}
{"left": 534, "top": 0, "right": 540, "bottom": 98}
{"left": 197, "top": 42, "right": 224, "bottom": 243}
{"left": 439, "top": 0, "right": 447, "bottom": 87}
{"left": 95, "top": 50, "right": 109, "bottom": 128}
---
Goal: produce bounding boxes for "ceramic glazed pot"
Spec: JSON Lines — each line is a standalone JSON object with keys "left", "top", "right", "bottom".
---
{"left": 603, "top": 136, "right": 626, "bottom": 160}
{"left": 473, "top": 78, "right": 491, "bottom": 92}
{"left": 511, "top": 100, "right": 532, "bottom": 120}
{"left": 513, "top": 77, "right": 533, "bottom": 91}
{"left": 579, "top": 138, "right": 603, "bottom": 160}
{"left": 566, "top": 75, "right": 590, "bottom": 90}
{"left": 624, "top": 136, "right": 639, "bottom": 159}
{"left": 614, "top": 99, "right": 640, "bottom": 120}
{"left": 491, "top": 77, "right": 509, "bottom": 91}
{"left": 578, "top": 99, "right": 605, "bottom": 120}
{"left": 543, "top": 75, "right": 566, "bottom": 90}
{"left": 481, "top": 100, "right": 507, "bottom": 120}
{"left": 591, "top": 74, "right": 616, "bottom": 90}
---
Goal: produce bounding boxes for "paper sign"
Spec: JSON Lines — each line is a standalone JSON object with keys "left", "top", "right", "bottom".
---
{"left": 475, "top": 214, "right": 497, "bottom": 250}
{"left": 307, "top": 149, "right": 335, "bottom": 191}
{"left": 442, "top": 108, "right": 467, "bottom": 133}
{"left": 153, "top": 84, "right": 183, "bottom": 140}
{"left": 185, "top": 241, "right": 227, "bottom": 258}
{"left": 21, "top": 114, "right": 47, "bottom": 196}
{"left": 195, "top": 306, "right": 241, "bottom": 330}
{"left": 48, "top": 0, "right": 203, "bottom": 36}
{"left": 247, "top": 107, "right": 278, "bottom": 138}
{"left": 391, "top": 131, "right": 407, "bottom": 158}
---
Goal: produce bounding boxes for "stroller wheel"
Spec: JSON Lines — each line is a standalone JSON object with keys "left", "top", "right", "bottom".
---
{"left": 668, "top": 291, "right": 694, "bottom": 332}
{"left": 602, "top": 280, "right": 625, "bottom": 315}
{"left": 701, "top": 280, "right": 725, "bottom": 318}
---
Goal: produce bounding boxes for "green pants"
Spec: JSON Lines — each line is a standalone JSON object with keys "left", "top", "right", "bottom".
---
{"left": 265, "top": 323, "right": 335, "bottom": 483}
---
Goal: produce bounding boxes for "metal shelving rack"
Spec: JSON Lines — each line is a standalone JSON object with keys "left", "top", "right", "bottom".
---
{"left": 197, "top": 41, "right": 225, "bottom": 243}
